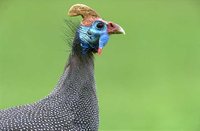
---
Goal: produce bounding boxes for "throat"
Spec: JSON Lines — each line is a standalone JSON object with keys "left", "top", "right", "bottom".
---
{"left": 65, "top": 34, "right": 95, "bottom": 74}
{"left": 51, "top": 34, "right": 95, "bottom": 95}
{"left": 51, "top": 22, "right": 96, "bottom": 96}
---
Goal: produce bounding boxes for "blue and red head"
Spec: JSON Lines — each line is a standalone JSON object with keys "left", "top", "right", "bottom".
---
{"left": 68, "top": 4, "right": 125, "bottom": 55}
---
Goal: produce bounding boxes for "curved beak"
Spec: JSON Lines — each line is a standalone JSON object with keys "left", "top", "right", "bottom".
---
{"left": 107, "top": 22, "right": 125, "bottom": 35}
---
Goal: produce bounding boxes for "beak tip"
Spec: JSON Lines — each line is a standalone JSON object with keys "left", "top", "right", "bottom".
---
{"left": 119, "top": 27, "right": 126, "bottom": 35}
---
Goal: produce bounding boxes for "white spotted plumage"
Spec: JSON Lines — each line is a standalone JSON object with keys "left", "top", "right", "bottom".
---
{"left": 0, "top": 21, "right": 99, "bottom": 131}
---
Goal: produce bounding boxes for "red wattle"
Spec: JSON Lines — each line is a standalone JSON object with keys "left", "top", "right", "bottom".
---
{"left": 98, "top": 48, "right": 102, "bottom": 55}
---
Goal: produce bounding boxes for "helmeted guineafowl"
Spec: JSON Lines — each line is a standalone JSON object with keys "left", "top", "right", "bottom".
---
{"left": 0, "top": 4, "right": 125, "bottom": 131}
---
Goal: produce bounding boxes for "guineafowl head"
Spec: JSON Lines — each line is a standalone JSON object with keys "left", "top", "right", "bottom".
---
{"left": 68, "top": 4, "right": 125, "bottom": 55}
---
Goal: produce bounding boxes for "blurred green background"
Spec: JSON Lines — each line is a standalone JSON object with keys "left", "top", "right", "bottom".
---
{"left": 1, "top": 0, "right": 200, "bottom": 130}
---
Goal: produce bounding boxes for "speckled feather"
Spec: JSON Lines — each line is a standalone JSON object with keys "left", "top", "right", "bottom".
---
{"left": 0, "top": 21, "right": 99, "bottom": 131}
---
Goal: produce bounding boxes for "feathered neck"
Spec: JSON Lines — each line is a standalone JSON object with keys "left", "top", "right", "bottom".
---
{"left": 66, "top": 33, "right": 94, "bottom": 72}
{"left": 64, "top": 20, "right": 94, "bottom": 70}
{"left": 51, "top": 29, "right": 95, "bottom": 95}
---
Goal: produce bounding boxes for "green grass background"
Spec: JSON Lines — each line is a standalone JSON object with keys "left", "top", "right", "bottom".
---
{"left": 1, "top": 0, "right": 200, "bottom": 130}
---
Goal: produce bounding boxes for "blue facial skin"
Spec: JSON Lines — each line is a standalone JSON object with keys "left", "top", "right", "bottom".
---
{"left": 78, "top": 20, "right": 109, "bottom": 54}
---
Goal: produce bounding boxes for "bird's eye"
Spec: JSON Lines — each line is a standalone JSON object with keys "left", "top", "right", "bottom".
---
{"left": 96, "top": 22, "right": 104, "bottom": 29}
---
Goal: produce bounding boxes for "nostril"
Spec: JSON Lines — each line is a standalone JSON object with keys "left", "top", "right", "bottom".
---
{"left": 110, "top": 23, "right": 114, "bottom": 28}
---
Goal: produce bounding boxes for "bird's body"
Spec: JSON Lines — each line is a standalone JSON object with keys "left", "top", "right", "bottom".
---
{"left": 0, "top": 4, "right": 125, "bottom": 131}
{"left": 0, "top": 33, "right": 98, "bottom": 131}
